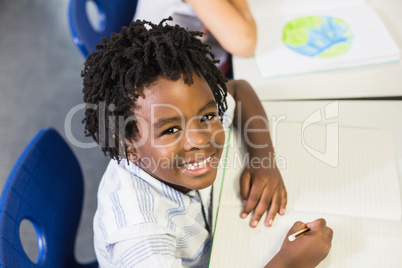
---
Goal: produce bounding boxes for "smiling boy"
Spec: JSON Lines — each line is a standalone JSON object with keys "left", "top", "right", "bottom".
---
{"left": 82, "top": 18, "right": 332, "bottom": 268}
{"left": 125, "top": 74, "right": 225, "bottom": 193}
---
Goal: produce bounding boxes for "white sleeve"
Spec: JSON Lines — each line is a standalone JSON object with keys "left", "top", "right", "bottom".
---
{"left": 105, "top": 234, "right": 183, "bottom": 268}
{"left": 222, "top": 93, "right": 235, "bottom": 128}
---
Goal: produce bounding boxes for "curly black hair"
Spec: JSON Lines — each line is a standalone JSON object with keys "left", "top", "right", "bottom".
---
{"left": 82, "top": 18, "right": 228, "bottom": 161}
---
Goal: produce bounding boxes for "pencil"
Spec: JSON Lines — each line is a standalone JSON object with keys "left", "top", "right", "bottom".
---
{"left": 288, "top": 227, "right": 310, "bottom": 242}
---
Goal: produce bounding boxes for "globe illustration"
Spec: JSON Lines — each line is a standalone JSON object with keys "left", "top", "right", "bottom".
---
{"left": 282, "top": 16, "right": 353, "bottom": 57}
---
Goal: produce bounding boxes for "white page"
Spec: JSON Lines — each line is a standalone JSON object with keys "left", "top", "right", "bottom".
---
{"left": 217, "top": 122, "right": 401, "bottom": 220}
{"left": 278, "top": 122, "right": 401, "bottom": 220}
{"left": 276, "top": 0, "right": 367, "bottom": 16}
{"left": 250, "top": 0, "right": 367, "bottom": 19}
{"left": 212, "top": 126, "right": 235, "bottom": 230}
{"left": 254, "top": 4, "right": 400, "bottom": 78}
{"left": 209, "top": 209, "right": 402, "bottom": 268}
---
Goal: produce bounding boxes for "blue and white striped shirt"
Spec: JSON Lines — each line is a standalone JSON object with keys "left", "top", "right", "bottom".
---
{"left": 94, "top": 159, "right": 213, "bottom": 267}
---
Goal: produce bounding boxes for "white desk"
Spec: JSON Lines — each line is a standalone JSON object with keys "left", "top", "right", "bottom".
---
{"left": 262, "top": 100, "right": 402, "bottom": 172}
{"left": 213, "top": 99, "right": 402, "bottom": 225}
{"left": 210, "top": 100, "right": 402, "bottom": 267}
{"left": 233, "top": 0, "right": 402, "bottom": 100}
{"left": 261, "top": 100, "right": 402, "bottom": 195}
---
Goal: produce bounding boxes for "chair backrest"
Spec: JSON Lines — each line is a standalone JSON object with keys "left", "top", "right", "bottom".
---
{"left": 0, "top": 128, "right": 97, "bottom": 268}
{"left": 68, "top": 0, "right": 138, "bottom": 58}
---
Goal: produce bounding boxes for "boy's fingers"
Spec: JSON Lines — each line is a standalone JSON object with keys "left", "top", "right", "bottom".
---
{"left": 249, "top": 187, "right": 272, "bottom": 227}
{"left": 240, "top": 181, "right": 264, "bottom": 219}
{"left": 265, "top": 192, "right": 281, "bottom": 227}
{"left": 306, "top": 218, "right": 327, "bottom": 230}
{"left": 327, "top": 227, "right": 334, "bottom": 240}
{"left": 287, "top": 221, "right": 306, "bottom": 235}
{"left": 239, "top": 170, "right": 251, "bottom": 201}
{"left": 279, "top": 188, "right": 287, "bottom": 215}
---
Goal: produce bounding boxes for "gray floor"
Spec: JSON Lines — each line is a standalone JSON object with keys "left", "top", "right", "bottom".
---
{"left": 0, "top": 0, "right": 110, "bottom": 263}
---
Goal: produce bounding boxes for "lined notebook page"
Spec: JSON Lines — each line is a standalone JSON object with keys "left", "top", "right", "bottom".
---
{"left": 209, "top": 210, "right": 402, "bottom": 267}
{"left": 210, "top": 122, "right": 402, "bottom": 267}
{"left": 216, "top": 122, "right": 401, "bottom": 220}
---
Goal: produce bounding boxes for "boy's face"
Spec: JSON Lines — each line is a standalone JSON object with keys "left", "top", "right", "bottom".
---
{"left": 129, "top": 74, "right": 225, "bottom": 193}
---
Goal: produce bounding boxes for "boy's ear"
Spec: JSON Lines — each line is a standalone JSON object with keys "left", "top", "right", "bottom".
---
{"left": 125, "top": 139, "right": 139, "bottom": 163}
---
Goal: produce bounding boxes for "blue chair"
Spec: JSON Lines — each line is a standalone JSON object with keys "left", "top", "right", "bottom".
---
{"left": 68, "top": 0, "right": 138, "bottom": 58}
{"left": 0, "top": 128, "right": 97, "bottom": 267}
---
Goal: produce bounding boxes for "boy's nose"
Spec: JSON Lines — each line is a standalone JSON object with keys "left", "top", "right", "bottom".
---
{"left": 183, "top": 128, "right": 210, "bottom": 151}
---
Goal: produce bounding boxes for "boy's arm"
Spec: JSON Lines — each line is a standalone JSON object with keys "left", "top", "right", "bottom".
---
{"left": 107, "top": 234, "right": 184, "bottom": 267}
{"left": 227, "top": 79, "right": 287, "bottom": 228}
{"left": 185, "top": 0, "right": 257, "bottom": 57}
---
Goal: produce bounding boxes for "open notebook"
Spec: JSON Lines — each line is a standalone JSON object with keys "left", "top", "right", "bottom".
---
{"left": 254, "top": 0, "right": 400, "bottom": 78}
{"left": 209, "top": 122, "right": 402, "bottom": 267}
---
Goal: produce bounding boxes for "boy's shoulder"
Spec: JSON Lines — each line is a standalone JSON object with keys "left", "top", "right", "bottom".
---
{"left": 96, "top": 160, "right": 193, "bottom": 232}
{"left": 99, "top": 159, "right": 177, "bottom": 204}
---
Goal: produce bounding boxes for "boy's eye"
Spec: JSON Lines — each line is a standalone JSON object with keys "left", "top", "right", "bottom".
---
{"left": 161, "top": 127, "right": 181, "bottom": 136}
{"left": 201, "top": 113, "right": 217, "bottom": 122}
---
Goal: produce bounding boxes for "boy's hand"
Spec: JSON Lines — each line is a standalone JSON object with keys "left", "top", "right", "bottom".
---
{"left": 266, "top": 219, "right": 333, "bottom": 268}
{"left": 239, "top": 164, "right": 287, "bottom": 227}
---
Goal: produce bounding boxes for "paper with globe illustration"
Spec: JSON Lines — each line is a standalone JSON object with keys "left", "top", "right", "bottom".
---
{"left": 254, "top": 1, "right": 400, "bottom": 78}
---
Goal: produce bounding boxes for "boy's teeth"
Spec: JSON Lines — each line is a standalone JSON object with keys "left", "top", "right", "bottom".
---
{"left": 184, "top": 156, "right": 211, "bottom": 170}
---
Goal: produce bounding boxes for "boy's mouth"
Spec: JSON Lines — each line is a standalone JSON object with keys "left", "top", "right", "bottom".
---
{"left": 182, "top": 155, "right": 212, "bottom": 170}
{"left": 180, "top": 154, "right": 215, "bottom": 176}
